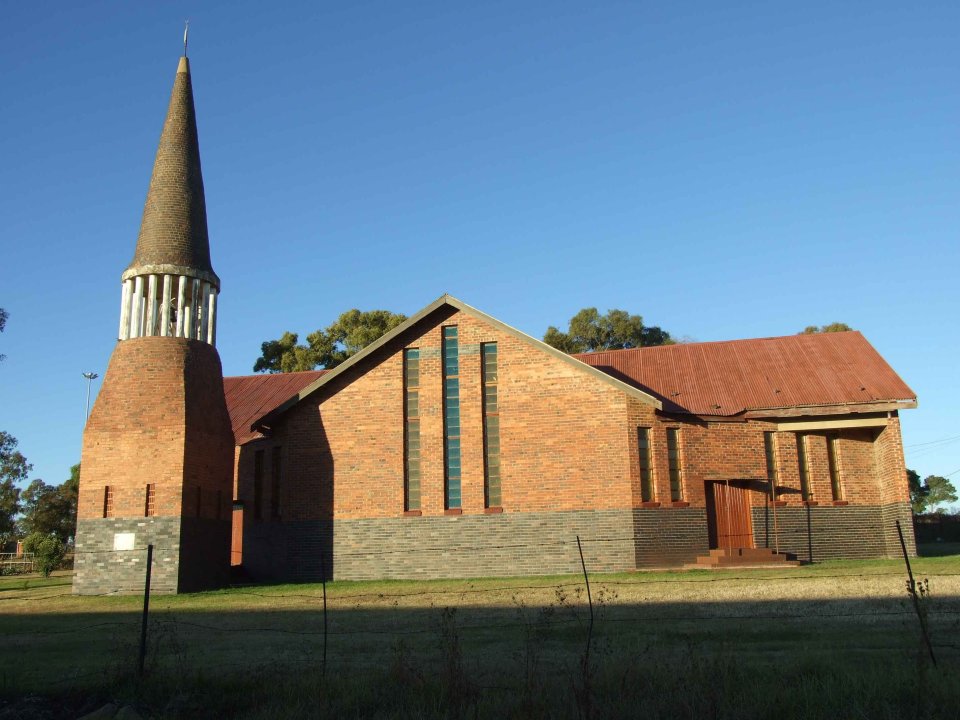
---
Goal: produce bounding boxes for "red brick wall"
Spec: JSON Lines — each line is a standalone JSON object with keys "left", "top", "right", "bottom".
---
{"left": 248, "top": 309, "right": 648, "bottom": 523}
{"left": 79, "top": 337, "right": 234, "bottom": 522}
{"left": 628, "top": 416, "right": 907, "bottom": 511}
{"left": 234, "top": 316, "right": 912, "bottom": 526}
{"left": 876, "top": 415, "right": 909, "bottom": 505}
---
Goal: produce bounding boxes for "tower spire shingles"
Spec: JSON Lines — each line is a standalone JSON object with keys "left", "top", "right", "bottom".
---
{"left": 118, "top": 55, "right": 220, "bottom": 344}
{"left": 126, "top": 55, "right": 217, "bottom": 283}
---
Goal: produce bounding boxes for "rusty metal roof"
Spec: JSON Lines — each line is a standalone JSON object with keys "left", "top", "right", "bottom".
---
{"left": 223, "top": 371, "right": 326, "bottom": 444}
{"left": 575, "top": 331, "right": 916, "bottom": 417}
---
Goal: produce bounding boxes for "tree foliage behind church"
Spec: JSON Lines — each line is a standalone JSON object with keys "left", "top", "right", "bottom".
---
{"left": 254, "top": 309, "right": 408, "bottom": 372}
{"left": 0, "top": 431, "right": 30, "bottom": 547}
{"left": 0, "top": 306, "right": 8, "bottom": 362}
{"left": 800, "top": 322, "right": 854, "bottom": 334}
{"left": 18, "top": 464, "right": 79, "bottom": 545}
{"left": 908, "top": 468, "right": 959, "bottom": 515}
{"left": 543, "top": 308, "right": 674, "bottom": 354}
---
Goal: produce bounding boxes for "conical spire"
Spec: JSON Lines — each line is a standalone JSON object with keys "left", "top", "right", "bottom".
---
{"left": 126, "top": 56, "right": 217, "bottom": 284}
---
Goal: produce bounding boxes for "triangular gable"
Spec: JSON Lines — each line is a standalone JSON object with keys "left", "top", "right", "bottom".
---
{"left": 252, "top": 294, "right": 661, "bottom": 432}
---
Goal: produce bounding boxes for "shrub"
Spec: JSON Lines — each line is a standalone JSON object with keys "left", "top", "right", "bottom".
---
{"left": 21, "top": 532, "right": 66, "bottom": 577}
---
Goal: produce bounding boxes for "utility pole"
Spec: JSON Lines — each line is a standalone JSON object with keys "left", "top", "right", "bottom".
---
{"left": 82, "top": 372, "right": 99, "bottom": 423}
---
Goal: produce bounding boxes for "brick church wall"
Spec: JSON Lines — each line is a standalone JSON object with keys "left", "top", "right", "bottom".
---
{"left": 237, "top": 309, "right": 647, "bottom": 580}
{"left": 75, "top": 337, "right": 234, "bottom": 594}
{"left": 234, "top": 311, "right": 916, "bottom": 579}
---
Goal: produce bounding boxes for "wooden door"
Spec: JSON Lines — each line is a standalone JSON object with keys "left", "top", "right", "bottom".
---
{"left": 707, "top": 481, "right": 754, "bottom": 550}
{"left": 231, "top": 504, "right": 244, "bottom": 566}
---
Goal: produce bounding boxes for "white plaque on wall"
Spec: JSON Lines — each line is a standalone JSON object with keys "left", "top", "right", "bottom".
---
{"left": 113, "top": 532, "right": 136, "bottom": 551}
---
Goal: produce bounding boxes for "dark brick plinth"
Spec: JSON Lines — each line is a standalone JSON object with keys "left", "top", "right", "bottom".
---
{"left": 74, "top": 517, "right": 182, "bottom": 595}
{"left": 633, "top": 506, "right": 710, "bottom": 567}
{"left": 246, "top": 509, "right": 636, "bottom": 582}
{"left": 751, "top": 501, "right": 916, "bottom": 562}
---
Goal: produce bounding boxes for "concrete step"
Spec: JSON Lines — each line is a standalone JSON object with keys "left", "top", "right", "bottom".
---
{"left": 683, "top": 561, "right": 802, "bottom": 570}
{"left": 689, "top": 547, "right": 799, "bottom": 569}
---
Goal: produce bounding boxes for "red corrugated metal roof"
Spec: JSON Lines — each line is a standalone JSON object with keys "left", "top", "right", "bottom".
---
{"left": 223, "top": 371, "right": 326, "bottom": 444}
{"left": 575, "top": 331, "right": 915, "bottom": 416}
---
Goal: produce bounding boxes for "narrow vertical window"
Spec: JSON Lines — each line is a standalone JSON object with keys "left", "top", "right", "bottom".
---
{"left": 145, "top": 484, "right": 156, "bottom": 517}
{"left": 254, "top": 449, "right": 264, "bottom": 521}
{"left": 797, "top": 434, "right": 812, "bottom": 501}
{"left": 764, "top": 432, "right": 779, "bottom": 500}
{"left": 195, "top": 486, "right": 202, "bottom": 518}
{"left": 103, "top": 486, "right": 114, "bottom": 518}
{"left": 827, "top": 434, "right": 843, "bottom": 500}
{"left": 442, "top": 326, "right": 461, "bottom": 510}
{"left": 482, "top": 343, "right": 501, "bottom": 508}
{"left": 638, "top": 428, "right": 653, "bottom": 502}
{"left": 271, "top": 447, "right": 282, "bottom": 520}
{"left": 404, "top": 349, "right": 421, "bottom": 511}
{"left": 667, "top": 428, "right": 683, "bottom": 501}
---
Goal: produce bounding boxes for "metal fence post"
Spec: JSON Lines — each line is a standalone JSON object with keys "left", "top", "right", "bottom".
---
{"left": 138, "top": 544, "right": 154, "bottom": 676}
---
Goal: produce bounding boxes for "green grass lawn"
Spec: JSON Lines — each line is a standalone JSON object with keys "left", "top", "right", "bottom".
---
{"left": 2, "top": 550, "right": 959, "bottom": 718}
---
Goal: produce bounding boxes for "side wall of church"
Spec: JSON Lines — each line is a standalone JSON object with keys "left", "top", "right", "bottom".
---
{"left": 237, "top": 308, "right": 648, "bottom": 581}
{"left": 233, "top": 318, "right": 916, "bottom": 578}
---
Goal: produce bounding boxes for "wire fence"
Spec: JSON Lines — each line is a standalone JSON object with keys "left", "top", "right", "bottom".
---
{"left": 4, "top": 532, "right": 959, "bottom": 693}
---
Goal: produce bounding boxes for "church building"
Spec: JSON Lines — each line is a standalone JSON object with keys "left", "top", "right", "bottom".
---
{"left": 226, "top": 296, "right": 917, "bottom": 582}
{"left": 76, "top": 51, "right": 917, "bottom": 594}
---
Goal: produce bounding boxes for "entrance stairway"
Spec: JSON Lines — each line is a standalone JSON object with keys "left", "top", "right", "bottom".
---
{"left": 686, "top": 547, "right": 800, "bottom": 569}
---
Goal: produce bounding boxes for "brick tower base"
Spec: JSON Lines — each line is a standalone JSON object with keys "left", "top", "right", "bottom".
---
{"left": 74, "top": 337, "right": 235, "bottom": 594}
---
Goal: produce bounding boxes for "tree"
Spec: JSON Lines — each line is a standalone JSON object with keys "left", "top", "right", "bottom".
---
{"left": 253, "top": 332, "right": 318, "bottom": 373}
{"left": 254, "top": 309, "right": 408, "bottom": 373}
{"left": 22, "top": 532, "right": 66, "bottom": 577}
{"left": 0, "top": 431, "right": 30, "bottom": 548}
{"left": 908, "top": 468, "right": 959, "bottom": 514}
{"left": 0, "top": 306, "right": 7, "bottom": 362}
{"left": 19, "top": 465, "right": 79, "bottom": 545}
{"left": 800, "top": 322, "right": 854, "bottom": 334}
{"left": 543, "top": 308, "right": 674, "bottom": 354}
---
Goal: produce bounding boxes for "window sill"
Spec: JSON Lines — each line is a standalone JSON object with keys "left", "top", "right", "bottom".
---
{"left": 670, "top": 501, "right": 690, "bottom": 508}
{"left": 802, "top": 500, "right": 819, "bottom": 507}
{"left": 639, "top": 502, "right": 661, "bottom": 508}
{"left": 484, "top": 507, "right": 503, "bottom": 514}
{"left": 444, "top": 508, "right": 463, "bottom": 516}
{"left": 832, "top": 500, "right": 849, "bottom": 506}
{"left": 403, "top": 510, "right": 422, "bottom": 517}
{"left": 770, "top": 500, "right": 787, "bottom": 507}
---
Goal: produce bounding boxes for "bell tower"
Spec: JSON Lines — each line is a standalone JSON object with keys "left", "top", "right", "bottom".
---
{"left": 74, "top": 49, "right": 234, "bottom": 594}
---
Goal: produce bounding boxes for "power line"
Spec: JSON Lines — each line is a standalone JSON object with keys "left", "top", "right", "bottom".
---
{"left": 905, "top": 433, "right": 960, "bottom": 449}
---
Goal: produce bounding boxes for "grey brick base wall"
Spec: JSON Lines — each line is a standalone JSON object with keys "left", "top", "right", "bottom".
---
{"left": 633, "top": 507, "right": 710, "bottom": 567}
{"left": 750, "top": 502, "right": 916, "bottom": 562}
{"left": 178, "top": 517, "right": 232, "bottom": 592}
{"left": 240, "top": 519, "right": 290, "bottom": 583}
{"left": 240, "top": 503, "right": 918, "bottom": 584}
{"left": 275, "top": 509, "right": 637, "bottom": 582}
{"left": 74, "top": 516, "right": 232, "bottom": 594}
{"left": 74, "top": 517, "right": 182, "bottom": 595}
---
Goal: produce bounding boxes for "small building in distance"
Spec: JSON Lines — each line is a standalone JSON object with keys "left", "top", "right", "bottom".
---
{"left": 227, "top": 295, "right": 917, "bottom": 581}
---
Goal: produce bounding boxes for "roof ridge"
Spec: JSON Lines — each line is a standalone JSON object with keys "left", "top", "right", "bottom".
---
{"left": 574, "top": 330, "right": 864, "bottom": 357}
{"left": 225, "top": 369, "right": 328, "bottom": 381}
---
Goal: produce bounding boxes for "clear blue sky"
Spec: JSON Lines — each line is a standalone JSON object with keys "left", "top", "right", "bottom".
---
{"left": 1, "top": 1, "right": 958, "bottom": 502}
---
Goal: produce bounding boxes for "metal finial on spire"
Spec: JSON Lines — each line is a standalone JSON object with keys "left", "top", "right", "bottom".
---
{"left": 183, "top": 21, "right": 189, "bottom": 57}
